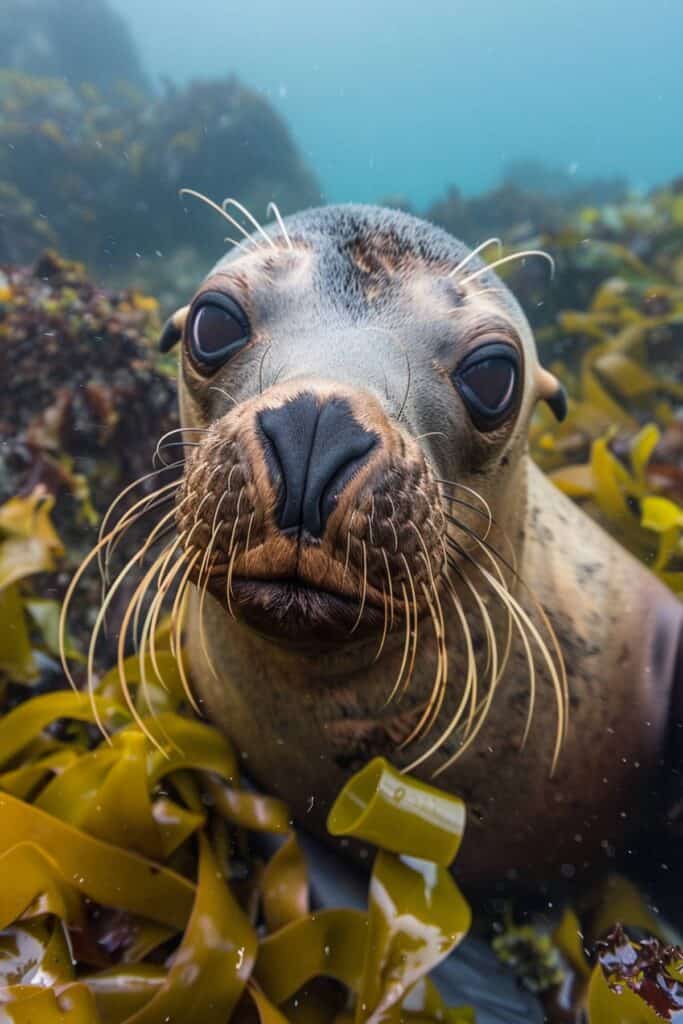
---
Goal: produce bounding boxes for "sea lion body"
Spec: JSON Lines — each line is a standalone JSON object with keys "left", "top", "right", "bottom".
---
{"left": 170, "top": 204, "right": 682, "bottom": 884}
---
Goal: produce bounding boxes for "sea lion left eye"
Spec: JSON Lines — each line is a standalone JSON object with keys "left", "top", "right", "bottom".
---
{"left": 453, "top": 342, "right": 520, "bottom": 431}
{"left": 188, "top": 292, "right": 250, "bottom": 371}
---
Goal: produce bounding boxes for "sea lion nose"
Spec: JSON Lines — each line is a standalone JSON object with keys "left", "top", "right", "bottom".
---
{"left": 258, "top": 393, "right": 378, "bottom": 538}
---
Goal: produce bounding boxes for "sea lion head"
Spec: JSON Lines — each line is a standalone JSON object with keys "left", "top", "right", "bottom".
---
{"left": 167, "top": 204, "right": 564, "bottom": 655}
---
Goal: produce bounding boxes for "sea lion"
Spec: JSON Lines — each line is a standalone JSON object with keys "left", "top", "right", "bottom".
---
{"left": 160, "top": 202, "right": 682, "bottom": 885}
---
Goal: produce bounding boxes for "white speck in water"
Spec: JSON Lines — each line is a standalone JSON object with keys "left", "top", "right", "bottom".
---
{"left": 306, "top": 796, "right": 314, "bottom": 813}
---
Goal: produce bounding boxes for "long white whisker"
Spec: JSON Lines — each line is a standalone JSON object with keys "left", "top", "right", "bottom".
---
{"left": 222, "top": 198, "right": 276, "bottom": 249}
{"left": 267, "top": 201, "right": 294, "bottom": 251}
{"left": 461, "top": 249, "right": 555, "bottom": 286}
{"left": 179, "top": 188, "right": 263, "bottom": 249}
{"left": 447, "top": 237, "right": 502, "bottom": 279}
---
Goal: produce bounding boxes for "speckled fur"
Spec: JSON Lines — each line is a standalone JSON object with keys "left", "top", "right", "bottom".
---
{"left": 173, "top": 204, "right": 682, "bottom": 885}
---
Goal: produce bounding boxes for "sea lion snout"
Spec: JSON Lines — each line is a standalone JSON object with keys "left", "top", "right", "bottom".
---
{"left": 176, "top": 377, "right": 445, "bottom": 647}
{"left": 258, "top": 392, "right": 379, "bottom": 540}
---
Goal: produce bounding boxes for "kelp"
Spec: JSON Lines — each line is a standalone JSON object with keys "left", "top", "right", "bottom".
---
{"left": 1, "top": 177, "right": 682, "bottom": 1021}
{"left": 0, "top": 520, "right": 471, "bottom": 1024}
{"left": 525, "top": 187, "right": 683, "bottom": 596}
{"left": 0, "top": 504, "right": 475, "bottom": 1024}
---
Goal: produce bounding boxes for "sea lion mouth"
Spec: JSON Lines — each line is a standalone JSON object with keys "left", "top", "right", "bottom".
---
{"left": 229, "top": 577, "right": 385, "bottom": 647}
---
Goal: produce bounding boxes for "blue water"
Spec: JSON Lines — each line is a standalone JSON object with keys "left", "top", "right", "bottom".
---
{"left": 111, "top": 0, "right": 683, "bottom": 208}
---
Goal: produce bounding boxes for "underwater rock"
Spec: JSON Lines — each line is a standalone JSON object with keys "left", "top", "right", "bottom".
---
{"left": 426, "top": 165, "right": 627, "bottom": 253}
{"left": 0, "top": 0, "right": 147, "bottom": 95}
{"left": 0, "top": 71, "right": 321, "bottom": 297}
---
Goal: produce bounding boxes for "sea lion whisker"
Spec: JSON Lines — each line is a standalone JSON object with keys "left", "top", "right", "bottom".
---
{"left": 228, "top": 486, "right": 245, "bottom": 553}
{"left": 258, "top": 342, "right": 272, "bottom": 395}
{"left": 406, "top": 520, "right": 451, "bottom": 735}
{"left": 195, "top": 489, "right": 231, "bottom": 681}
{"left": 438, "top": 489, "right": 494, "bottom": 534}
{"left": 198, "top": 547, "right": 222, "bottom": 684}
{"left": 103, "top": 493, "right": 177, "bottom": 602}
{"left": 208, "top": 385, "right": 239, "bottom": 408}
{"left": 342, "top": 513, "right": 356, "bottom": 585}
{"left": 461, "top": 287, "right": 506, "bottom": 302}
{"left": 170, "top": 549, "right": 203, "bottom": 714}
{"left": 398, "top": 554, "right": 419, "bottom": 699}
{"left": 494, "top": 529, "right": 569, "bottom": 742}
{"left": 460, "top": 248, "right": 556, "bottom": 286}
{"left": 155, "top": 440, "right": 200, "bottom": 457}
{"left": 436, "top": 479, "right": 493, "bottom": 535}
{"left": 97, "top": 465, "right": 182, "bottom": 584}
{"left": 403, "top": 579, "right": 445, "bottom": 743}
{"left": 222, "top": 197, "right": 277, "bottom": 250}
{"left": 414, "top": 432, "right": 448, "bottom": 442}
{"left": 226, "top": 463, "right": 239, "bottom": 494}
{"left": 152, "top": 427, "right": 210, "bottom": 466}
{"left": 131, "top": 523, "right": 177, "bottom": 648}
{"left": 85, "top": 510, "right": 178, "bottom": 743}
{"left": 403, "top": 574, "right": 476, "bottom": 767}
{"left": 446, "top": 516, "right": 566, "bottom": 744}
{"left": 244, "top": 510, "right": 256, "bottom": 568}
{"left": 368, "top": 496, "right": 375, "bottom": 546}
{"left": 447, "top": 237, "right": 502, "bottom": 279}
{"left": 444, "top": 511, "right": 515, "bottom": 580}
{"left": 267, "top": 201, "right": 294, "bottom": 251}
{"left": 481, "top": 563, "right": 565, "bottom": 766}
{"left": 179, "top": 189, "right": 265, "bottom": 250}
{"left": 446, "top": 539, "right": 555, "bottom": 766}
{"left": 446, "top": 531, "right": 514, "bottom": 687}
{"left": 443, "top": 563, "right": 500, "bottom": 761}
{"left": 226, "top": 543, "right": 240, "bottom": 619}
{"left": 118, "top": 553, "right": 172, "bottom": 754}
{"left": 381, "top": 548, "right": 395, "bottom": 630}
{"left": 349, "top": 539, "right": 368, "bottom": 633}
{"left": 102, "top": 480, "right": 179, "bottom": 590}
{"left": 373, "top": 585, "right": 390, "bottom": 664}
{"left": 146, "top": 533, "right": 187, "bottom": 688}
{"left": 383, "top": 581, "right": 412, "bottom": 707}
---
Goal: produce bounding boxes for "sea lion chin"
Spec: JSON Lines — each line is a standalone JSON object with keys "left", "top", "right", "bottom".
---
{"left": 160, "top": 201, "right": 681, "bottom": 885}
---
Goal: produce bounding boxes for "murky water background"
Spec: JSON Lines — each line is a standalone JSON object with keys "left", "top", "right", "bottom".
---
{"left": 111, "top": 0, "right": 683, "bottom": 206}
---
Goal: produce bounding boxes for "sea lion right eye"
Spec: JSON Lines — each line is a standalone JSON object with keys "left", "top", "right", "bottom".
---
{"left": 452, "top": 341, "right": 520, "bottom": 431}
{"left": 188, "top": 291, "right": 250, "bottom": 372}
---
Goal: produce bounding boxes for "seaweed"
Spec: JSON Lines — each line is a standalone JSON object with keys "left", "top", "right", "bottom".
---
{"left": 0, "top": 250, "right": 178, "bottom": 650}
{"left": 0, "top": 175, "right": 682, "bottom": 1020}
{"left": 0, "top": 617, "right": 474, "bottom": 1023}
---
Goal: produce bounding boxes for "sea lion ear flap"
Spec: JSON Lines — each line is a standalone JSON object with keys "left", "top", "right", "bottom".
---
{"left": 536, "top": 366, "right": 568, "bottom": 422}
{"left": 159, "top": 306, "right": 189, "bottom": 353}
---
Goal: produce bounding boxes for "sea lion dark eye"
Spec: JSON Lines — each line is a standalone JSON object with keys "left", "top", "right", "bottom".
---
{"left": 188, "top": 291, "right": 250, "bottom": 372}
{"left": 453, "top": 342, "right": 520, "bottom": 431}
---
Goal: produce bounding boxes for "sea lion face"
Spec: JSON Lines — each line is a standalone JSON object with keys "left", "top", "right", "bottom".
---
{"left": 174, "top": 206, "right": 553, "bottom": 651}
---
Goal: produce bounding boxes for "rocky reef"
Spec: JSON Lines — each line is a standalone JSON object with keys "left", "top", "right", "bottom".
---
{"left": 0, "top": 70, "right": 320, "bottom": 307}
{"left": 0, "top": 0, "right": 147, "bottom": 94}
